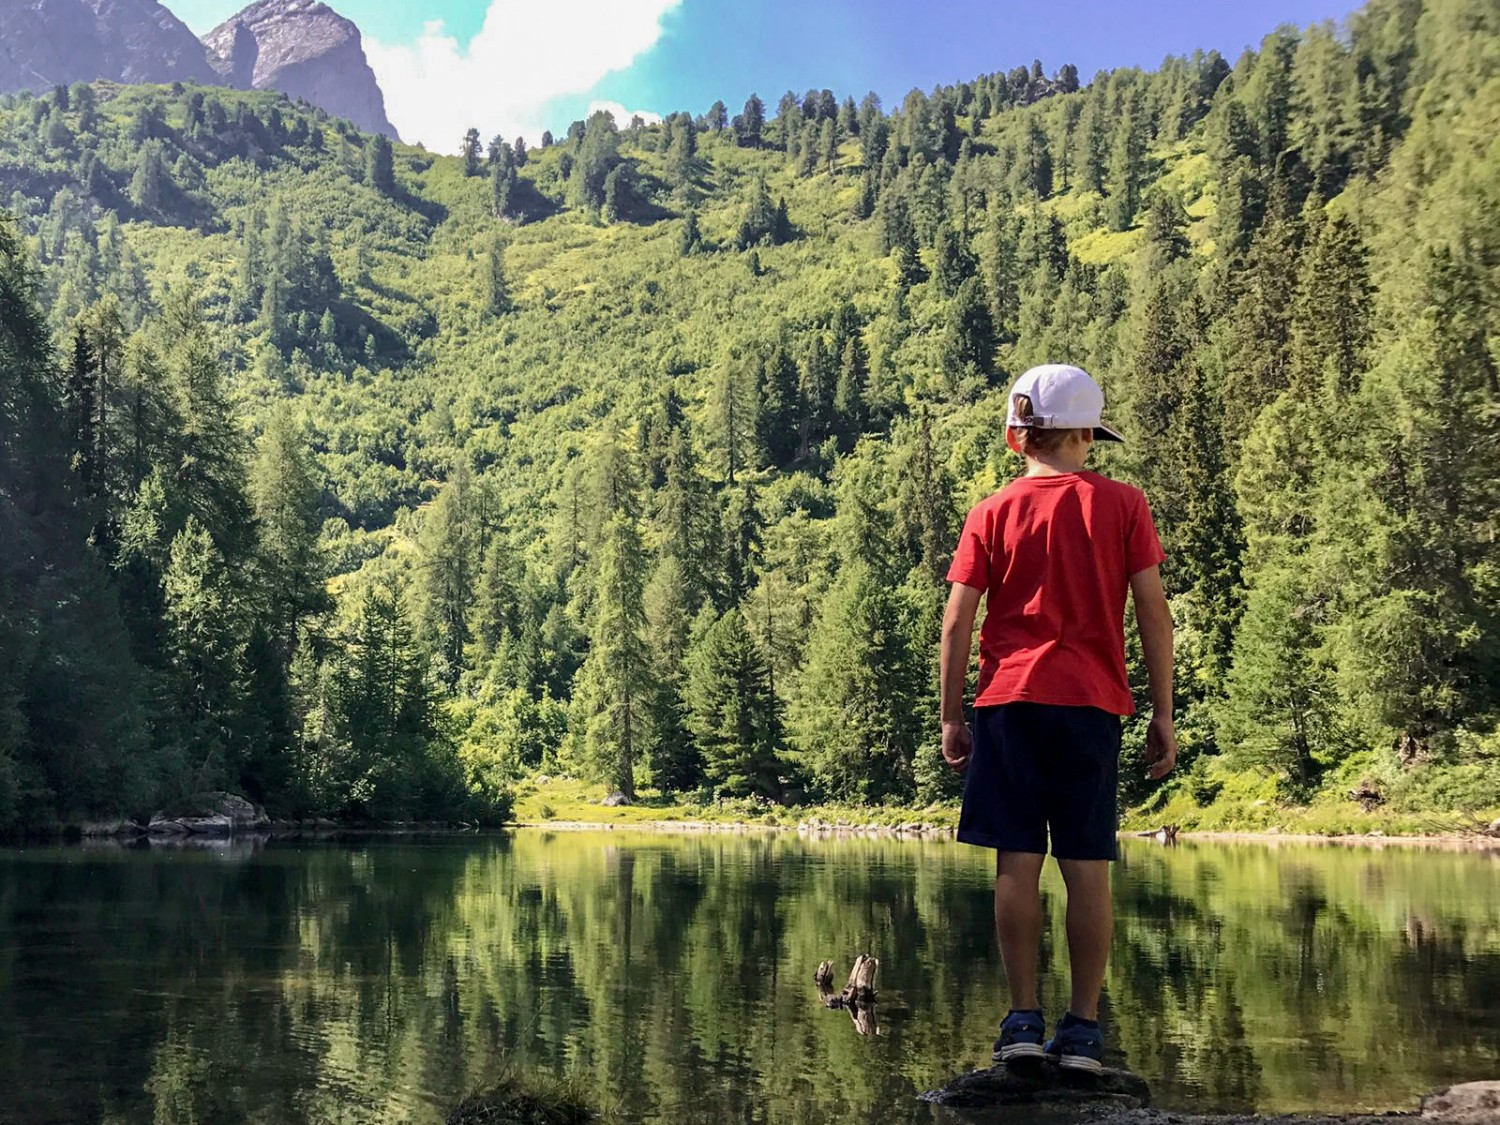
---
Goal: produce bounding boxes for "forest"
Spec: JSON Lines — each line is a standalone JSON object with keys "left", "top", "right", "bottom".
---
{"left": 0, "top": 0, "right": 1497, "bottom": 834}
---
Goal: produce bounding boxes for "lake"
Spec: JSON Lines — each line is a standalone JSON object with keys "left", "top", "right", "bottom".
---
{"left": 1, "top": 832, "right": 1497, "bottom": 1124}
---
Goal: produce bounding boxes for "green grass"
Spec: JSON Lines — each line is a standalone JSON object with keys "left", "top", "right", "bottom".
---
{"left": 510, "top": 777, "right": 960, "bottom": 831}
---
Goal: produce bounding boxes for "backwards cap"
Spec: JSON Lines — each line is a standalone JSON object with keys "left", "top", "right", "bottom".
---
{"left": 1005, "top": 364, "right": 1124, "bottom": 454}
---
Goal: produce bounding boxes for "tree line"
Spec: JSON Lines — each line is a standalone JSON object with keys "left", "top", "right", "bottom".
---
{"left": 1, "top": 0, "right": 1497, "bottom": 833}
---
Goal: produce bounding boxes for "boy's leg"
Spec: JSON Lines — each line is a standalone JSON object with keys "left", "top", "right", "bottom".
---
{"left": 1056, "top": 858, "right": 1112, "bottom": 1020}
{"left": 995, "top": 850, "right": 1047, "bottom": 1011}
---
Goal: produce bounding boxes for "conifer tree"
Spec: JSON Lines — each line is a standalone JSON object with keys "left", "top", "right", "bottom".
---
{"left": 684, "top": 608, "right": 781, "bottom": 798}
{"left": 163, "top": 515, "right": 247, "bottom": 761}
{"left": 642, "top": 553, "right": 703, "bottom": 792}
{"left": 365, "top": 134, "right": 396, "bottom": 195}
{"left": 790, "top": 560, "right": 923, "bottom": 802}
{"left": 251, "top": 406, "right": 327, "bottom": 659}
{"left": 569, "top": 512, "right": 651, "bottom": 798}
{"left": 709, "top": 357, "right": 761, "bottom": 485}
{"left": 1105, "top": 111, "right": 1145, "bottom": 230}
{"left": 486, "top": 237, "right": 511, "bottom": 316}
{"left": 417, "top": 462, "right": 477, "bottom": 689}
{"left": 461, "top": 128, "right": 483, "bottom": 176}
{"left": 679, "top": 209, "right": 702, "bottom": 255}
{"left": 739, "top": 94, "right": 766, "bottom": 148}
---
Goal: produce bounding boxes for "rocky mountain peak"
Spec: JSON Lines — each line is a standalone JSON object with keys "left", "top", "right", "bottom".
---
{"left": 0, "top": 0, "right": 219, "bottom": 93}
{"left": 203, "top": 0, "right": 398, "bottom": 139}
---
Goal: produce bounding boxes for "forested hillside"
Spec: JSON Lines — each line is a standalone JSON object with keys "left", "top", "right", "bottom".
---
{"left": 2, "top": 0, "right": 1498, "bottom": 835}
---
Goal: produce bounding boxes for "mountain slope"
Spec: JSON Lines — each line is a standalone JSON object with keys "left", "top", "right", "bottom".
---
{"left": 202, "top": 0, "right": 397, "bottom": 139}
{"left": 0, "top": 0, "right": 1498, "bottom": 833}
{"left": 0, "top": 0, "right": 219, "bottom": 93}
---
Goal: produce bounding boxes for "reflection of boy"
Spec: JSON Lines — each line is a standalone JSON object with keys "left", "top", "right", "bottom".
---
{"left": 938, "top": 364, "right": 1177, "bottom": 1073}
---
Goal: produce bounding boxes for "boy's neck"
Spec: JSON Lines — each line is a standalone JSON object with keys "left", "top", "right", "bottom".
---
{"left": 1024, "top": 450, "right": 1089, "bottom": 476}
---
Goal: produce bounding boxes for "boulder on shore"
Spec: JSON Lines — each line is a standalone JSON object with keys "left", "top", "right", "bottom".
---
{"left": 147, "top": 793, "right": 269, "bottom": 836}
{"left": 921, "top": 1061, "right": 1151, "bottom": 1120}
{"left": 1422, "top": 1081, "right": 1500, "bottom": 1124}
{"left": 601, "top": 793, "right": 631, "bottom": 807}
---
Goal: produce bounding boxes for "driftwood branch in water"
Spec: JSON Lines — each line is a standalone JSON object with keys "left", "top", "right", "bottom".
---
{"left": 1131, "top": 824, "right": 1179, "bottom": 844}
{"left": 814, "top": 956, "right": 879, "bottom": 1036}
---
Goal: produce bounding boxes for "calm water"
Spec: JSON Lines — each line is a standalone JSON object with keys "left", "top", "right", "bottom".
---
{"left": 1, "top": 832, "right": 1497, "bottom": 1125}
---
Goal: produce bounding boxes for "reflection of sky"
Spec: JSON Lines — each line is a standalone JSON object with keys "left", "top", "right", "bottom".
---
{"left": 170, "top": 0, "right": 1365, "bottom": 150}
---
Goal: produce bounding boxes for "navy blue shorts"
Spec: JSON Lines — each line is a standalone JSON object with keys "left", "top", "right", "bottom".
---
{"left": 957, "top": 702, "right": 1122, "bottom": 861}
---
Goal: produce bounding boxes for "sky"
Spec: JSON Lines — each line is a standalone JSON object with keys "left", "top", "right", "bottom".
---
{"left": 171, "top": 0, "right": 1366, "bottom": 153}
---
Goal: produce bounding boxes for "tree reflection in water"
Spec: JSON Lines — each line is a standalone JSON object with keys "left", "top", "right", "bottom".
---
{"left": 0, "top": 835, "right": 1496, "bottom": 1125}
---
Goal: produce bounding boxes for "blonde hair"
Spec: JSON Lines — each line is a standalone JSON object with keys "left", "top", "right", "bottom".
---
{"left": 1009, "top": 393, "right": 1086, "bottom": 455}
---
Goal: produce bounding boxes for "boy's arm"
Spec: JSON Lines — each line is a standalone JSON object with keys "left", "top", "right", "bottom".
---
{"left": 940, "top": 582, "right": 983, "bottom": 771}
{"left": 1129, "top": 565, "right": 1178, "bottom": 779}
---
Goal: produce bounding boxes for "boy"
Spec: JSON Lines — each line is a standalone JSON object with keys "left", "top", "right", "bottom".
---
{"left": 939, "top": 363, "right": 1177, "bottom": 1074}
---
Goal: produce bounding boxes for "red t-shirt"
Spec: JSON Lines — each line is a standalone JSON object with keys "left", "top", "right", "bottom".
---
{"left": 946, "top": 471, "right": 1165, "bottom": 715}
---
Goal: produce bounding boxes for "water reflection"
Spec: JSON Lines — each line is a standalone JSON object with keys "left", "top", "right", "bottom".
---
{"left": 0, "top": 836, "right": 1496, "bottom": 1124}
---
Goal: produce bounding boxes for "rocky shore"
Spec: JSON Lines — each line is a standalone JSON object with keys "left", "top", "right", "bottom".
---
{"left": 921, "top": 1064, "right": 1498, "bottom": 1125}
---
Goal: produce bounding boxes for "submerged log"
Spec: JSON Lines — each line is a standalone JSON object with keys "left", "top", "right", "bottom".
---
{"left": 813, "top": 956, "right": 879, "bottom": 1036}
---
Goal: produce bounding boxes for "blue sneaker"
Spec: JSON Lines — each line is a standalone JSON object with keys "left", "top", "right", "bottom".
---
{"left": 1044, "top": 1013, "right": 1104, "bottom": 1074}
{"left": 992, "top": 1009, "right": 1046, "bottom": 1063}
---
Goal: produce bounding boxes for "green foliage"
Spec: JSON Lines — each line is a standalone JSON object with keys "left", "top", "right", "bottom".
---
{"left": 684, "top": 608, "right": 782, "bottom": 798}
{"left": 1, "top": 3, "right": 1498, "bottom": 830}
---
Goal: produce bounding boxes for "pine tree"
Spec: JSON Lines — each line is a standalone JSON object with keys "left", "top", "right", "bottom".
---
{"left": 789, "top": 560, "right": 923, "bottom": 802}
{"left": 819, "top": 118, "right": 838, "bottom": 174}
{"left": 934, "top": 223, "right": 975, "bottom": 296}
{"left": 163, "top": 516, "right": 247, "bottom": 764}
{"left": 642, "top": 554, "right": 703, "bottom": 792}
{"left": 491, "top": 144, "right": 518, "bottom": 218}
{"left": 327, "top": 584, "right": 446, "bottom": 818}
{"left": 128, "top": 141, "right": 169, "bottom": 213}
{"left": 470, "top": 535, "right": 519, "bottom": 664}
{"left": 684, "top": 608, "right": 781, "bottom": 798}
{"left": 941, "top": 276, "right": 998, "bottom": 394}
{"left": 602, "top": 162, "right": 632, "bottom": 222}
{"left": 365, "top": 134, "right": 396, "bottom": 195}
{"left": 740, "top": 94, "right": 766, "bottom": 148}
{"left": 485, "top": 237, "right": 511, "bottom": 316}
{"left": 569, "top": 512, "right": 650, "bottom": 797}
{"left": 250, "top": 406, "right": 327, "bottom": 659}
{"left": 737, "top": 178, "right": 777, "bottom": 248}
{"left": 461, "top": 128, "right": 483, "bottom": 176}
{"left": 417, "top": 462, "right": 477, "bottom": 689}
{"left": 1105, "top": 110, "right": 1145, "bottom": 231}
{"left": 679, "top": 208, "right": 702, "bottom": 255}
{"left": 1288, "top": 210, "right": 1371, "bottom": 398}
{"left": 708, "top": 357, "right": 761, "bottom": 485}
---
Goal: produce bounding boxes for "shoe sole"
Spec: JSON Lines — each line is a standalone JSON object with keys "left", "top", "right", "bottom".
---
{"left": 1053, "top": 1053, "right": 1104, "bottom": 1074}
{"left": 994, "top": 1043, "right": 1045, "bottom": 1063}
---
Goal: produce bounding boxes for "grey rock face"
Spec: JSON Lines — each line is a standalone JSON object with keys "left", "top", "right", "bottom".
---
{"left": 0, "top": 0, "right": 219, "bottom": 93}
{"left": 202, "top": 0, "right": 398, "bottom": 139}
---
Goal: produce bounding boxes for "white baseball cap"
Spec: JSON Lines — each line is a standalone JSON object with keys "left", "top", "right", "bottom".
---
{"left": 1005, "top": 363, "right": 1124, "bottom": 452}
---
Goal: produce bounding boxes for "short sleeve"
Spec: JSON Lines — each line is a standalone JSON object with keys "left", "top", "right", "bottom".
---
{"left": 946, "top": 504, "right": 992, "bottom": 589}
{"left": 1126, "top": 490, "right": 1167, "bottom": 576}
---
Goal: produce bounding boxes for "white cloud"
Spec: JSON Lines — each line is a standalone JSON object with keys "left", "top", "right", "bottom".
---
{"left": 366, "top": 0, "right": 680, "bottom": 152}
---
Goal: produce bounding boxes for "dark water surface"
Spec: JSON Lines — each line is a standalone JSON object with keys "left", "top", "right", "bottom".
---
{"left": 1, "top": 832, "right": 1497, "bottom": 1124}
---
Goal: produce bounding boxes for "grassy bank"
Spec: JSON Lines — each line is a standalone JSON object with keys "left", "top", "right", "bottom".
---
{"left": 511, "top": 777, "right": 960, "bottom": 831}
{"left": 512, "top": 776, "right": 1498, "bottom": 840}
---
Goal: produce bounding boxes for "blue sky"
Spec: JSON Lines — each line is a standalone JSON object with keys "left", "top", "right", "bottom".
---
{"left": 174, "top": 0, "right": 1365, "bottom": 151}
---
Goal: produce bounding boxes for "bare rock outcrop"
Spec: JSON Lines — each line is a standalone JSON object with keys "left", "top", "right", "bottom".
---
{"left": 0, "top": 0, "right": 218, "bottom": 93}
{"left": 202, "top": 0, "right": 398, "bottom": 138}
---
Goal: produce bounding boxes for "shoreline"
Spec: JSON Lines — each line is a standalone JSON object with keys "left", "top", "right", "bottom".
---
{"left": 509, "top": 819, "right": 1500, "bottom": 849}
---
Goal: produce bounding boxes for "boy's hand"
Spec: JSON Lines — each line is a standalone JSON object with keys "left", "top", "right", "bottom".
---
{"left": 942, "top": 720, "right": 971, "bottom": 772}
{"left": 1144, "top": 714, "right": 1178, "bottom": 779}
